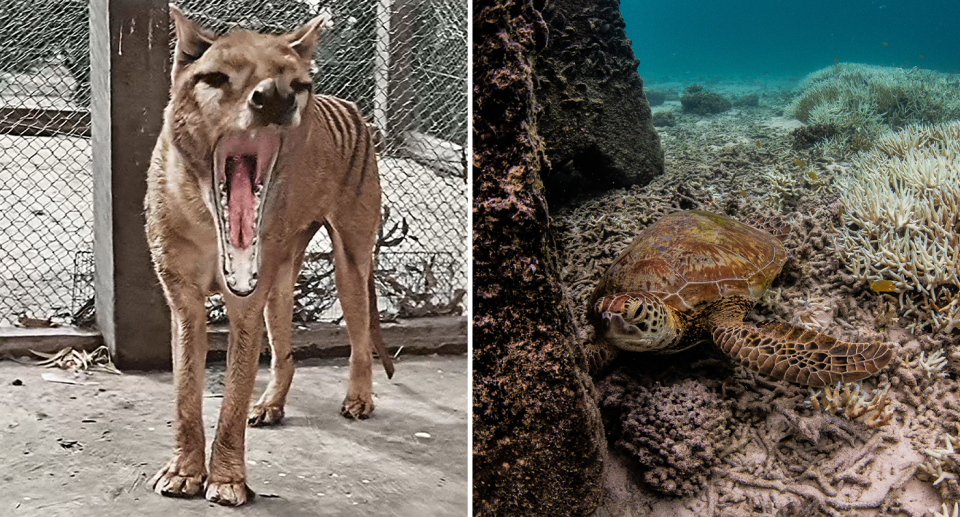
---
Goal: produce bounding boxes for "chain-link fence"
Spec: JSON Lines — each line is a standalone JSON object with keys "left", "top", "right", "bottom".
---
{"left": 0, "top": 0, "right": 467, "bottom": 327}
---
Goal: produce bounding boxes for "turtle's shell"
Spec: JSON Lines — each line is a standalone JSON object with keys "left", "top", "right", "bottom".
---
{"left": 593, "top": 210, "right": 787, "bottom": 314}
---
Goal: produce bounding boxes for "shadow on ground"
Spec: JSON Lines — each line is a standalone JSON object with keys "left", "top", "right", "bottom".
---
{"left": 0, "top": 355, "right": 467, "bottom": 516}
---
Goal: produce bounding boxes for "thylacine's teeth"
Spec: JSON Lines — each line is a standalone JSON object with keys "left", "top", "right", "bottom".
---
{"left": 227, "top": 274, "right": 237, "bottom": 287}
{"left": 218, "top": 181, "right": 226, "bottom": 193}
{"left": 254, "top": 184, "right": 263, "bottom": 196}
{"left": 251, "top": 236, "right": 258, "bottom": 246}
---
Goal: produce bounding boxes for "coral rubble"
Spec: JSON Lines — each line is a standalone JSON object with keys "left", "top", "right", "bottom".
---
{"left": 831, "top": 121, "right": 960, "bottom": 333}
{"left": 680, "top": 84, "right": 732, "bottom": 115}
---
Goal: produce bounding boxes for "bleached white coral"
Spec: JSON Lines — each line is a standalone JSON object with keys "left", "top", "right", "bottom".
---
{"left": 831, "top": 122, "right": 960, "bottom": 333}
{"left": 918, "top": 424, "right": 960, "bottom": 487}
{"left": 933, "top": 502, "right": 960, "bottom": 517}
{"left": 905, "top": 350, "right": 949, "bottom": 379}
{"left": 804, "top": 382, "right": 893, "bottom": 428}
{"left": 786, "top": 63, "right": 960, "bottom": 155}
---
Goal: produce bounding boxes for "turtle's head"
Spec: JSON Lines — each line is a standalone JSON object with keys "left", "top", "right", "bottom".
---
{"left": 595, "top": 292, "right": 682, "bottom": 353}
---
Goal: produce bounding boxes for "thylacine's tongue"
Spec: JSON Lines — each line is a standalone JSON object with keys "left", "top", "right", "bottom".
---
{"left": 228, "top": 156, "right": 256, "bottom": 249}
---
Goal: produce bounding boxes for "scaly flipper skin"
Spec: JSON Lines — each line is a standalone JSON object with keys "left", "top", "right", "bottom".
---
{"left": 709, "top": 296, "right": 893, "bottom": 387}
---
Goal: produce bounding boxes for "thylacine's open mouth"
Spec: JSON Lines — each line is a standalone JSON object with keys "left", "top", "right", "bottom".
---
{"left": 211, "top": 129, "right": 281, "bottom": 296}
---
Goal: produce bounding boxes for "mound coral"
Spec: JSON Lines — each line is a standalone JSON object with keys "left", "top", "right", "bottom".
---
{"left": 831, "top": 121, "right": 960, "bottom": 333}
{"left": 597, "top": 371, "right": 731, "bottom": 497}
{"left": 680, "top": 84, "right": 732, "bottom": 116}
{"left": 785, "top": 63, "right": 960, "bottom": 155}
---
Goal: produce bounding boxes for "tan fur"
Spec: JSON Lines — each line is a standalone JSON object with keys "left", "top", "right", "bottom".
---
{"left": 146, "top": 7, "right": 392, "bottom": 506}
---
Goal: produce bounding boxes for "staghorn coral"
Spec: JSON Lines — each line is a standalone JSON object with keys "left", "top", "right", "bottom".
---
{"left": 804, "top": 382, "right": 894, "bottom": 428}
{"left": 831, "top": 121, "right": 960, "bottom": 334}
{"left": 935, "top": 502, "right": 960, "bottom": 517}
{"left": 785, "top": 63, "right": 960, "bottom": 156}
{"left": 597, "top": 371, "right": 731, "bottom": 497}
{"left": 918, "top": 423, "right": 960, "bottom": 487}
{"left": 905, "top": 349, "right": 950, "bottom": 380}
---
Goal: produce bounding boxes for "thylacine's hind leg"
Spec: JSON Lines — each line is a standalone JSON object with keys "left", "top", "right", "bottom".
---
{"left": 708, "top": 295, "right": 893, "bottom": 387}
{"left": 327, "top": 220, "right": 393, "bottom": 419}
{"left": 248, "top": 228, "right": 318, "bottom": 427}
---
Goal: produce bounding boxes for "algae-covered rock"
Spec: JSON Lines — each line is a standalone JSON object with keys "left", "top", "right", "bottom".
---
{"left": 597, "top": 371, "right": 732, "bottom": 497}
{"left": 652, "top": 111, "right": 676, "bottom": 127}
{"left": 680, "top": 84, "right": 732, "bottom": 115}
{"left": 535, "top": 0, "right": 664, "bottom": 205}
{"left": 646, "top": 90, "right": 666, "bottom": 106}
{"left": 791, "top": 123, "right": 840, "bottom": 151}
{"left": 473, "top": 0, "right": 606, "bottom": 515}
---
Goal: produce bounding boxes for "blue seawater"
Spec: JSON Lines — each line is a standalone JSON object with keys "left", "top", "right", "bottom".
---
{"left": 620, "top": 0, "right": 960, "bottom": 82}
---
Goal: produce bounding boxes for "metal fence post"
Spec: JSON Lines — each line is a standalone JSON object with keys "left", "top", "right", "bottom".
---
{"left": 387, "top": 0, "right": 414, "bottom": 148}
{"left": 90, "top": 1, "right": 171, "bottom": 369}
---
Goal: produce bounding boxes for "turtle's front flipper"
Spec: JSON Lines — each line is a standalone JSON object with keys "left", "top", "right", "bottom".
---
{"left": 707, "top": 297, "right": 893, "bottom": 386}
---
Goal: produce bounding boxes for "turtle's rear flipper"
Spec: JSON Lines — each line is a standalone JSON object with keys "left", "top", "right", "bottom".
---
{"left": 710, "top": 318, "right": 892, "bottom": 387}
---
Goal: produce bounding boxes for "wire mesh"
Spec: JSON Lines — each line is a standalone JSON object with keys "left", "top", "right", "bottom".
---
{"left": 0, "top": 0, "right": 467, "bottom": 327}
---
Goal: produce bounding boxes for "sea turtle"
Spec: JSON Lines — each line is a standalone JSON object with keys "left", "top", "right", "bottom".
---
{"left": 589, "top": 210, "right": 892, "bottom": 387}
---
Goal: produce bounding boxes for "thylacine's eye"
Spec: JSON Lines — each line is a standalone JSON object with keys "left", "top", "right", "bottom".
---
{"left": 196, "top": 72, "right": 230, "bottom": 88}
{"left": 291, "top": 79, "right": 312, "bottom": 93}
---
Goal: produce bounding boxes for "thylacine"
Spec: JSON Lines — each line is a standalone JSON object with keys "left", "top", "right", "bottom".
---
{"left": 146, "top": 6, "right": 393, "bottom": 506}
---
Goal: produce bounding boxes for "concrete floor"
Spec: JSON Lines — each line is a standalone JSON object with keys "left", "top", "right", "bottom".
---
{"left": 0, "top": 355, "right": 468, "bottom": 517}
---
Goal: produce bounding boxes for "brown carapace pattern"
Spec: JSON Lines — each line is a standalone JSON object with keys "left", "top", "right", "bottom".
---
{"left": 709, "top": 296, "right": 892, "bottom": 387}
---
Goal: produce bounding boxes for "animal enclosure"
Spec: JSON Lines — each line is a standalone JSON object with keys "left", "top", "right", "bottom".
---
{"left": 0, "top": 0, "right": 468, "bottom": 328}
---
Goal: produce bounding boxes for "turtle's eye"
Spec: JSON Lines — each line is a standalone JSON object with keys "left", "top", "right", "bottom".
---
{"left": 196, "top": 71, "right": 230, "bottom": 88}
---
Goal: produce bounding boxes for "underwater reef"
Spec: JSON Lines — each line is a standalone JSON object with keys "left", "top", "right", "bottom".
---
{"left": 472, "top": 0, "right": 605, "bottom": 515}
{"left": 785, "top": 63, "right": 960, "bottom": 155}
{"left": 652, "top": 110, "right": 677, "bottom": 127}
{"left": 832, "top": 121, "right": 960, "bottom": 334}
{"left": 535, "top": 0, "right": 664, "bottom": 205}
{"left": 646, "top": 89, "right": 666, "bottom": 106}
{"left": 680, "top": 84, "right": 733, "bottom": 115}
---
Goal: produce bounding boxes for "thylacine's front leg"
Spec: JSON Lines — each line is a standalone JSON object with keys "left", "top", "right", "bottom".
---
{"left": 248, "top": 229, "right": 315, "bottom": 427}
{"left": 150, "top": 272, "right": 209, "bottom": 498}
{"left": 205, "top": 293, "right": 266, "bottom": 506}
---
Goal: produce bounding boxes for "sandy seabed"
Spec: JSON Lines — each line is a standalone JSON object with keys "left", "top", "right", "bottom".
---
{"left": 555, "top": 79, "right": 960, "bottom": 517}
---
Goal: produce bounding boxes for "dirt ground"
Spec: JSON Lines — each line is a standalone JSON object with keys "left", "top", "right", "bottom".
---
{"left": 0, "top": 354, "right": 468, "bottom": 517}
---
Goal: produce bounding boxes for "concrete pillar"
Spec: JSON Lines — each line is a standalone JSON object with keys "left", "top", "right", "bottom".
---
{"left": 90, "top": 1, "right": 171, "bottom": 370}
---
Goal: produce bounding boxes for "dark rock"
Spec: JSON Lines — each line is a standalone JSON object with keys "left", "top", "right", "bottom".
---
{"left": 535, "top": 0, "right": 664, "bottom": 205}
{"left": 597, "top": 371, "right": 732, "bottom": 497}
{"left": 473, "top": 1, "right": 606, "bottom": 515}
{"left": 733, "top": 93, "right": 760, "bottom": 107}
{"left": 11, "top": 379, "right": 22, "bottom": 386}
{"left": 680, "top": 84, "right": 732, "bottom": 115}
{"left": 645, "top": 90, "right": 666, "bottom": 106}
{"left": 791, "top": 123, "right": 841, "bottom": 151}
{"left": 652, "top": 111, "right": 676, "bottom": 127}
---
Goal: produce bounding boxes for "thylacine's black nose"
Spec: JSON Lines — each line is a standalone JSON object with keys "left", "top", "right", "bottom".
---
{"left": 248, "top": 79, "right": 297, "bottom": 126}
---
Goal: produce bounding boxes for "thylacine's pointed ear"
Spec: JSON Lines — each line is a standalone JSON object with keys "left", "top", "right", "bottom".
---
{"left": 285, "top": 13, "right": 331, "bottom": 63}
{"left": 170, "top": 4, "right": 217, "bottom": 76}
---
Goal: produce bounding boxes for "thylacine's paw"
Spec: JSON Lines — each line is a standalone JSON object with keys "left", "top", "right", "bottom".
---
{"left": 341, "top": 391, "right": 374, "bottom": 419}
{"left": 206, "top": 478, "right": 255, "bottom": 506}
{"left": 150, "top": 455, "right": 207, "bottom": 498}
{"left": 248, "top": 404, "right": 285, "bottom": 427}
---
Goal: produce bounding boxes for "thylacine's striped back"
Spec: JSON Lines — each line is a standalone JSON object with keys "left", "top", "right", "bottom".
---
{"left": 311, "top": 94, "right": 376, "bottom": 194}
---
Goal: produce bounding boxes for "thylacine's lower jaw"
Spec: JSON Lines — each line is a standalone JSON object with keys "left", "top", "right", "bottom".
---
{"left": 208, "top": 130, "right": 281, "bottom": 297}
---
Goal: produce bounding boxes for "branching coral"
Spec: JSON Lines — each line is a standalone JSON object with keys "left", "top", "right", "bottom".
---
{"left": 831, "top": 121, "right": 960, "bottom": 333}
{"left": 918, "top": 424, "right": 960, "bottom": 486}
{"left": 785, "top": 63, "right": 960, "bottom": 155}
{"left": 934, "top": 502, "right": 960, "bottom": 517}
{"left": 905, "top": 349, "right": 950, "bottom": 380}
{"left": 804, "top": 382, "right": 894, "bottom": 428}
